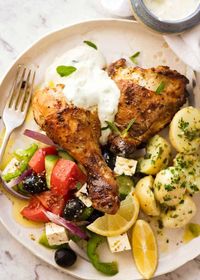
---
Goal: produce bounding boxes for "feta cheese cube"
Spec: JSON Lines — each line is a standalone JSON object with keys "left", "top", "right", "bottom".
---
{"left": 75, "top": 183, "right": 92, "bottom": 207}
{"left": 45, "top": 222, "right": 68, "bottom": 246}
{"left": 114, "top": 156, "right": 137, "bottom": 176}
{"left": 107, "top": 233, "right": 131, "bottom": 253}
{"left": 2, "top": 158, "right": 20, "bottom": 176}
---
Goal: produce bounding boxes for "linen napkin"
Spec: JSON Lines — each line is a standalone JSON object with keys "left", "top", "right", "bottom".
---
{"left": 100, "top": 0, "right": 200, "bottom": 72}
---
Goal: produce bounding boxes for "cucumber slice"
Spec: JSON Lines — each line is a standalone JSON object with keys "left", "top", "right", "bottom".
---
{"left": 58, "top": 150, "right": 75, "bottom": 162}
{"left": 116, "top": 175, "right": 134, "bottom": 200}
{"left": 38, "top": 231, "right": 67, "bottom": 249}
{"left": 45, "top": 155, "right": 59, "bottom": 188}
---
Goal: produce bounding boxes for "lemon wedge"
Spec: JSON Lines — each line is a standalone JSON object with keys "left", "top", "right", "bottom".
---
{"left": 87, "top": 193, "right": 139, "bottom": 237}
{"left": 132, "top": 220, "right": 158, "bottom": 279}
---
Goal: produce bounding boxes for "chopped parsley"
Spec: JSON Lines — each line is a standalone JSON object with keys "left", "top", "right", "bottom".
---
{"left": 178, "top": 117, "right": 200, "bottom": 141}
{"left": 129, "top": 51, "right": 140, "bottom": 64}
{"left": 158, "top": 219, "right": 163, "bottom": 229}
{"left": 164, "top": 184, "right": 174, "bottom": 191}
{"left": 56, "top": 65, "right": 77, "bottom": 77}
{"left": 163, "top": 195, "right": 172, "bottom": 202}
{"left": 155, "top": 81, "right": 165, "bottom": 94}
{"left": 83, "top": 40, "right": 97, "bottom": 50}
{"left": 157, "top": 146, "right": 164, "bottom": 158}
{"left": 189, "top": 184, "right": 199, "bottom": 192}
{"left": 171, "top": 214, "right": 179, "bottom": 218}
{"left": 155, "top": 182, "right": 162, "bottom": 190}
{"left": 178, "top": 118, "right": 189, "bottom": 131}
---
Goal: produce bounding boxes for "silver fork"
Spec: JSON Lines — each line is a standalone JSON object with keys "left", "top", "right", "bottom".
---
{"left": 0, "top": 65, "right": 36, "bottom": 198}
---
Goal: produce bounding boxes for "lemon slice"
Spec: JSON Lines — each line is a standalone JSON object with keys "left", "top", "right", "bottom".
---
{"left": 132, "top": 220, "right": 158, "bottom": 280}
{"left": 87, "top": 193, "right": 139, "bottom": 237}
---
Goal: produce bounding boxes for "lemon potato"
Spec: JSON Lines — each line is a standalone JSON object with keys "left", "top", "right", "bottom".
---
{"left": 162, "top": 195, "right": 197, "bottom": 228}
{"left": 169, "top": 106, "right": 200, "bottom": 154}
{"left": 138, "top": 135, "right": 171, "bottom": 175}
{"left": 135, "top": 176, "right": 160, "bottom": 216}
{"left": 173, "top": 153, "right": 200, "bottom": 194}
{"left": 154, "top": 167, "right": 186, "bottom": 206}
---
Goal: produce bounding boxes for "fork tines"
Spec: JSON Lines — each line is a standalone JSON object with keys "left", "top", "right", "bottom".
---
{"left": 8, "top": 64, "right": 36, "bottom": 113}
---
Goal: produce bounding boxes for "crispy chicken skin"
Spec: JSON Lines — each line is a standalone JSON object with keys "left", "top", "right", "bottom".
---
{"left": 107, "top": 59, "right": 189, "bottom": 156}
{"left": 32, "top": 86, "right": 119, "bottom": 214}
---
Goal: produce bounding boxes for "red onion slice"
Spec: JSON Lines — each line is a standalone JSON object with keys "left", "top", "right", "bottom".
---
{"left": 43, "top": 210, "right": 88, "bottom": 240}
{"left": 24, "top": 129, "right": 55, "bottom": 146}
{"left": 6, "top": 168, "right": 33, "bottom": 188}
{"left": 0, "top": 175, "right": 30, "bottom": 200}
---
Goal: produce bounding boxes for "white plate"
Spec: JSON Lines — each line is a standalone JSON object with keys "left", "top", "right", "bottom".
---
{"left": 0, "top": 19, "right": 199, "bottom": 280}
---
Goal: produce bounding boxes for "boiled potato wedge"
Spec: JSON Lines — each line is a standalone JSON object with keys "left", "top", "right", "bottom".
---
{"left": 162, "top": 195, "right": 196, "bottom": 228}
{"left": 174, "top": 153, "right": 200, "bottom": 194}
{"left": 153, "top": 167, "right": 186, "bottom": 206}
{"left": 135, "top": 175, "right": 160, "bottom": 216}
{"left": 138, "top": 135, "right": 171, "bottom": 175}
{"left": 169, "top": 106, "right": 200, "bottom": 154}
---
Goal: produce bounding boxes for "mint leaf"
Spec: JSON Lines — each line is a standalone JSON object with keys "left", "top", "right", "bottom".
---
{"left": 105, "top": 121, "right": 120, "bottom": 135}
{"left": 156, "top": 81, "right": 165, "bottom": 94}
{"left": 129, "top": 51, "right": 140, "bottom": 64}
{"left": 84, "top": 40, "right": 97, "bottom": 50}
{"left": 56, "top": 65, "right": 77, "bottom": 77}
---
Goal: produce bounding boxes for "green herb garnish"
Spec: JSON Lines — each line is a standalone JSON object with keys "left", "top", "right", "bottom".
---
{"left": 105, "top": 121, "right": 120, "bottom": 135}
{"left": 178, "top": 117, "right": 200, "bottom": 141}
{"left": 158, "top": 219, "right": 164, "bottom": 229}
{"left": 178, "top": 118, "right": 189, "bottom": 131}
{"left": 129, "top": 51, "right": 140, "bottom": 64}
{"left": 105, "top": 118, "right": 135, "bottom": 137}
{"left": 84, "top": 40, "right": 97, "bottom": 50}
{"left": 121, "top": 118, "right": 135, "bottom": 136}
{"left": 155, "top": 81, "right": 165, "bottom": 94}
{"left": 56, "top": 65, "right": 77, "bottom": 77}
{"left": 164, "top": 184, "right": 174, "bottom": 191}
{"left": 101, "top": 125, "right": 109, "bottom": 131}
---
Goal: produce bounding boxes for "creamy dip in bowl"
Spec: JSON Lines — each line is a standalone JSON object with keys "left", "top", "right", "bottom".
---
{"left": 130, "top": 0, "right": 200, "bottom": 33}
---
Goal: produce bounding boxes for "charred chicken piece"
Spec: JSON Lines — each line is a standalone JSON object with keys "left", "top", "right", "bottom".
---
{"left": 107, "top": 59, "right": 189, "bottom": 156}
{"left": 32, "top": 86, "right": 119, "bottom": 214}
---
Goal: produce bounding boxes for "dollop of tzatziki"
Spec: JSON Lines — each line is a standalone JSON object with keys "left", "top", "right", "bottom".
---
{"left": 45, "top": 45, "right": 120, "bottom": 144}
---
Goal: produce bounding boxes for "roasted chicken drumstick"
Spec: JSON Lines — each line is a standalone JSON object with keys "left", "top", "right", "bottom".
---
{"left": 32, "top": 85, "right": 120, "bottom": 214}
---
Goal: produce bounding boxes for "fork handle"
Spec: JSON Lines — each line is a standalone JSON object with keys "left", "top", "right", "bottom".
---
{"left": 0, "top": 128, "right": 13, "bottom": 165}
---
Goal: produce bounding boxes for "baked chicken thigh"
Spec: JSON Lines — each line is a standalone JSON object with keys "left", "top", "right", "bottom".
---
{"left": 108, "top": 59, "right": 189, "bottom": 156}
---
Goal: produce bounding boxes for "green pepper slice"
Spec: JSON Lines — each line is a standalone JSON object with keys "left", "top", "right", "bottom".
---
{"left": 2, "top": 144, "right": 38, "bottom": 182}
{"left": 14, "top": 143, "right": 38, "bottom": 160}
{"left": 87, "top": 233, "right": 118, "bottom": 276}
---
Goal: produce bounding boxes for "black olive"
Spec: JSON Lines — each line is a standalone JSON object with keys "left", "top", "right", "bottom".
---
{"left": 101, "top": 145, "right": 116, "bottom": 170}
{"left": 87, "top": 209, "right": 104, "bottom": 223}
{"left": 23, "top": 171, "right": 48, "bottom": 194}
{"left": 63, "top": 198, "right": 86, "bottom": 221}
{"left": 55, "top": 248, "right": 77, "bottom": 267}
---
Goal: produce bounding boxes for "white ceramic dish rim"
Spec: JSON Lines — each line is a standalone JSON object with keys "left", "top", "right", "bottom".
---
{"left": 0, "top": 18, "right": 200, "bottom": 279}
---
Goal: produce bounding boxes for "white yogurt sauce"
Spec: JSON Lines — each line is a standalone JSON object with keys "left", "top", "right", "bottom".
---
{"left": 45, "top": 45, "right": 120, "bottom": 144}
{"left": 143, "top": 0, "right": 200, "bottom": 21}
